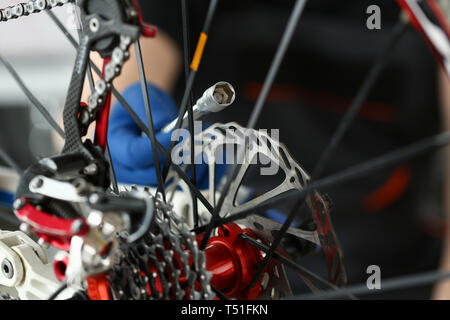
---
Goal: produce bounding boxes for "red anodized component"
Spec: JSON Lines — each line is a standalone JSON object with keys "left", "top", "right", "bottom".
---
{"left": 94, "top": 57, "right": 113, "bottom": 152}
{"left": 53, "top": 252, "right": 70, "bottom": 282}
{"left": 131, "top": 0, "right": 158, "bottom": 38}
{"left": 87, "top": 274, "right": 111, "bottom": 300}
{"left": 15, "top": 199, "right": 87, "bottom": 251}
{"left": 202, "top": 223, "right": 264, "bottom": 299}
{"left": 86, "top": 223, "right": 265, "bottom": 300}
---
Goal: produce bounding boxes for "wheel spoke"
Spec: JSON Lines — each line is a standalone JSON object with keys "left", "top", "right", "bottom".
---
{"left": 243, "top": 192, "right": 305, "bottom": 294}
{"left": 311, "top": 19, "right": 407, "bottom": 180}
{"left": 0, "top": 147, "right": 22, "bottom": 174}
{"left": 294, "top": 269, "right": 450, "bottom": 300}
{"left": 0, "top": 53, "right": 63, "bottom": 173}
{"left": 211, "top": 286, "right": 229, "bottom": 300}
{"left": 135, "top": 40, "right": 166, "bottom": 199}
{"left": 0, "top": 55, "right": 65, "bottom": 139}
{"left": 47, "top": 281, "right": 68, "bottom": 300}
{"left": 244, "top": 18, "right": 408, "bottom": 293}
{"left": 160, "top": 0, "right": 219, "bottom": 188}
{"left": 46, "top": 10, "right": 78, "bottom": 48}
{"left": 239, "top": 233, "right": 356, "bottom": 299}
{"left": 246, "top": 0, "right": 308, "bottom": 129}
{"left": 181, "top": 0, "right": 199, "bottom": 227}
{"left": 105, "top": 143, "right": 119, "bottom": 194}
{"left": 108, "top": 83, "right": 214, "bottom": 213}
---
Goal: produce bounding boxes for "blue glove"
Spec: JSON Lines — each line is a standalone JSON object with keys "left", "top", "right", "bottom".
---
{"left": 108, "top": 82, "right": 211, "bottom": 187}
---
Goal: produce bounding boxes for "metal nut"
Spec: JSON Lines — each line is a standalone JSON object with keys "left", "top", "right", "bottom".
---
{"left": 89, "top": 17, "right": 99, "bottom": 33}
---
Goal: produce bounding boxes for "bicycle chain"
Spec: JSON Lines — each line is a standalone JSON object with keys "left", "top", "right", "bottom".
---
{"left": 0, "top": 0, "right": 74, "bottom": 22}
{"left": 107, "top": 194, "right": 214, "bottom": 300}
{"left": 82, "top": 35, "right": 133, "bottom": 128}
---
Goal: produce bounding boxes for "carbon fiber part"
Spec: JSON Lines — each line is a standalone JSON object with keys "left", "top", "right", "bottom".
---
{"left": 61, "top": 0, "right": 140, "bottom": 161}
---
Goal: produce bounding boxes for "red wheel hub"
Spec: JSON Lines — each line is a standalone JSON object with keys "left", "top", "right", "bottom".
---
{"left": 202, "top": 223, "right": 264, "bottom": 299}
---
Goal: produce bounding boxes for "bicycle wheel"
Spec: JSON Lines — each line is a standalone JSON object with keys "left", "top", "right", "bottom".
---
{"left": 0, "top": 0, "right": 447, "bottom": 301}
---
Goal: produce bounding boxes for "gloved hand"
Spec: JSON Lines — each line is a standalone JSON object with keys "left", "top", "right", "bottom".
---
{"left": 108, "top": 82, "right": 211, "bottom": 187}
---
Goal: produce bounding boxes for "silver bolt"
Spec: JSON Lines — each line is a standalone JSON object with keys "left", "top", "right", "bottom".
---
{"left": 39, "top": 158, "right": 58, "bottom": 172}
{"left": 83, "top": 163, "right": 98, "bottom": 176}
{"left": 89, "top": 17, "right": 100, "bottom": 33}
{"left": 1, "top": 259, "right": 13, "bottom": 279}
{"left": 13, "top": 198, "right": 25, "bottom": 210}
{"left": 71, "top": 219, "right": 84, "bottom": 234}
{"left": 19, "top": 223, "right": 30, "bottom": 234}
{"left": 89, "top": 193, "right": 100, "bottom": 204}
{"left": 128, "top": 9, "right": 137, "bottom": 17}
